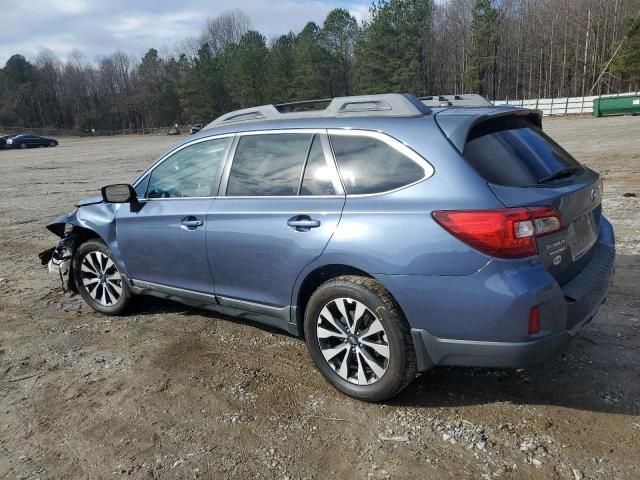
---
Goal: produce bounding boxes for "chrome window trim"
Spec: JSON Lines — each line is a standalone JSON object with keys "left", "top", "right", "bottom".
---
{"left": 215, "top": 195, "right": 342, "bottom": 200}
{"left": 236, "top": 128, "right": 327, "bottom": 136}
{"left": 132, "top": 133, "right": 235, "bottom": 201}
{"left": 327, "top": 128, "right": 435, "bottom": 197}
{"left": 136, "top": 196, "right": 218, "bottom": 202}
{"left": 131, "top": 127, "right": 434, "bottom": 201}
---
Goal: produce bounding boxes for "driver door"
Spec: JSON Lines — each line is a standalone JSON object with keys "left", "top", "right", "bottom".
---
{"left": 116, "top": 135, "right": 232, "bottom": 293}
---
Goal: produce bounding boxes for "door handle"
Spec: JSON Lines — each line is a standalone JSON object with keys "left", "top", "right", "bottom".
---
{"left": 287, "top": 215, "right": 321, "bottom": 232}
{"left": 180, "top": 216, "right": 203, "bottom": 230}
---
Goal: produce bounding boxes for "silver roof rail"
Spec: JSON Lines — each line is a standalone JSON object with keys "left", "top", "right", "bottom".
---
{"left": 203, "top": 93, "right": 430, "bottom": 130}
{"left": 275, "top": 98, "right": 333, "bottom": 111}
{"left": 419, "top": 94, "right": 493, "bottom": 107}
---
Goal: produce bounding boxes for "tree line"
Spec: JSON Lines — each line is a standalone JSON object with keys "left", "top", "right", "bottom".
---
{"left": 1, "top": 0, "right": 639, "bottom": 132}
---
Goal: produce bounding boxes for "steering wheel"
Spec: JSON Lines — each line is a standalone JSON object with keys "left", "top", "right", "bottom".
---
{"left": 147, "top": 187, "right": 183, "bottom": 198}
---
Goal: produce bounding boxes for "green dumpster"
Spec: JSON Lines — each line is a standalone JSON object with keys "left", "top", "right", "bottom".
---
{"left": 593, "top": 95, "right": 640, "bottom": 117}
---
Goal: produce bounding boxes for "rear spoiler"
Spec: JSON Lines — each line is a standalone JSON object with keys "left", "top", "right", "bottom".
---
{"left": 435, "top": 107, "right": 542, "bottom": 154}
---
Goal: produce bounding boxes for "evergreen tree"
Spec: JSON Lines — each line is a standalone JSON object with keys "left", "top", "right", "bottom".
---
{"left": 224, "top": 31, "right": 268, "bottom": 108}
{"left": 469, "top": 0, "right": 498, "bottom": 97}
{"left": 354, "top": 0, "right": 433, "bottom": 96}
{"left": 292, "top": 22, "right": 331, "bottom": 100}
{"left": 180, "top": 44, "right": 229, "bottom": 123}
{"left": 320, "top": 9, "right": 359, "bottom": 96}
{"left": 612, "top": 14, "right": 640, "bottom": 89}
{"left": 0, "top": 54, "right": 36, "bottom": 125}
{"left": 265, "top": 33, "right": 296, "bottom": 103}
{"left": 157, "top": 57, "right": 182, "bottom": 125}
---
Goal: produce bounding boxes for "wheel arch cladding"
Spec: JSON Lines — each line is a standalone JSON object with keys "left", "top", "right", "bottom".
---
{"left": 293, "top": 263, "right": 407, "bottom": 339}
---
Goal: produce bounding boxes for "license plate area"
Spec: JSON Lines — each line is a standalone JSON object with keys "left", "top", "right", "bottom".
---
{"left": 567, "top": 211, "right": 597, "bottom": 260}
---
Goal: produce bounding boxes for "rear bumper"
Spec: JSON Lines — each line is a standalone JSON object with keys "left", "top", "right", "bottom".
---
{"left": 378, "top": 217, "right": 615, "bottom": 371}
{"left": 411, "top": 307, "right": 597, "bottom": 370}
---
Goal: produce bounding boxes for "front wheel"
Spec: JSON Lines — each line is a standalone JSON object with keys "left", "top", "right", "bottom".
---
{"left": 304, "top": 275, "right": 417, "bottom": 402}
{"left": 73, "top": 239, "right": 132, "bottom": 315}
{"left": 49, "top": 141, "right": 56, "bottom": 147}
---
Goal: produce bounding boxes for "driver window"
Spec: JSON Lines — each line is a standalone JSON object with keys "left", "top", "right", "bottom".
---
{"left": 146, "top": 137, "right": 230, "bottom": 198}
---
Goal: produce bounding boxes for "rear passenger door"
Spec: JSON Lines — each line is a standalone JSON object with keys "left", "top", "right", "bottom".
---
{"left": 206, "top": 131, "right": 345, "bottom": 309}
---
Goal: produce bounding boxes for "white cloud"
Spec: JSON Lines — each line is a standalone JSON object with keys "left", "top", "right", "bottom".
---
{"left": 0, "top": 0, "right": 370, "bottom": 65}
{"left": 349, "top": 3, "right": 371, "bottom": 24}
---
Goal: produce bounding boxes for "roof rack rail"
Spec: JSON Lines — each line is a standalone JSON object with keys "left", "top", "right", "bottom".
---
{"left": 419, "top": 94, "right": 493, "bottom": 107}
{"left": 275, "top": 98, "right": 332, "bottom": 112}
{"left": 203, "top": 93, "right": 430, "bottom": 129}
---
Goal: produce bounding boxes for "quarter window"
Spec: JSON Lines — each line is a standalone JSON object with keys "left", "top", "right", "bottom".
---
{"left": 227, "top": 134, "right": 312, "bottom": 196}
{"left": 330, "top": 134, "right": 426, "bottom": 195}
{"left": 146, "top": 137, "right": 230, "bottom": 198}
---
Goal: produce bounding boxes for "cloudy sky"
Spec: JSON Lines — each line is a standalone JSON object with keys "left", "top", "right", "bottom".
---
{"left": 0, "top": 0, "right": 370, "bottom": 65}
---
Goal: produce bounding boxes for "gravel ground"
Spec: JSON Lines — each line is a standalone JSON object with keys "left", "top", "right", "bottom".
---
{"left": 0, "top": 116, "right": 639, "bottom": 479}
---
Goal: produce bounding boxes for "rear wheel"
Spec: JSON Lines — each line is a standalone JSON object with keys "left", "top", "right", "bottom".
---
{"left": 19, "top": 143, "right": 26, "bottom": 149}
{"left": 73, "top": 239, "right": 132, "bottom": 315}
{"left": 304, "top": 275, "right": 417, "bottom": 402}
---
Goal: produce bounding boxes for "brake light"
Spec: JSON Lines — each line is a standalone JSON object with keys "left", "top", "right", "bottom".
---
{"left": 432, "top": 207, "right": 563, "bottom": 258}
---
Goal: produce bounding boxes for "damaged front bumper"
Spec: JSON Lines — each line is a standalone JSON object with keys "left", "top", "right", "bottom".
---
{"left": 41, "top": 198, "right": 117, "bottom": 292}
{"left": 39, "top": 228, "right": 76, "bottom": 291}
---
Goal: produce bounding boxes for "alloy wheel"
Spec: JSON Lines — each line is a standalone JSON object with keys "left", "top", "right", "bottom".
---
{"left": 316, "top": 297, "right": 390, "bottom": 385}
{"left": 80, "top": 251, "right": 123, "bottom": 307}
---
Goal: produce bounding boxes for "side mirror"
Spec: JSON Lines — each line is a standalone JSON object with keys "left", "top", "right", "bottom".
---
{"left": 101, "top": 184, "right": 137, "bottom": 203}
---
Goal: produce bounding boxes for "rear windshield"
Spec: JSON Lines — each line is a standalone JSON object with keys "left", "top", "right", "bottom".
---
{"left": 463, "top": 117, "right": 582, "bottom": 186}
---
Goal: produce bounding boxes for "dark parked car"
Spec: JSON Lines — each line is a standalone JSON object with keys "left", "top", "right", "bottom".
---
{"left": 6, "top": 134, "right": 58, "bottom": 149}
{"left": 0, "top": 135, "right": 12, "bottom": 149}
{"left": 189, "top": 124, "right": 203, "bottom": 135}
{"left": 41, "top": 93, "right": 614, "bottom": 402}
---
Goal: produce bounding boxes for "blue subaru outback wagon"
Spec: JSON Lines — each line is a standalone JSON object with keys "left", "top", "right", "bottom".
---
{"left": 41, "top": 94, "right": 615, "bottom": 401}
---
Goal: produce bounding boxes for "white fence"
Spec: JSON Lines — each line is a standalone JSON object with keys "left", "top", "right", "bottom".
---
{"left": 493, "top": 91, "right": 640, "bottom": 116}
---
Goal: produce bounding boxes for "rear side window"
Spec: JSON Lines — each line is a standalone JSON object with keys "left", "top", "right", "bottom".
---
{"left": 330, "top": 134, "right": 426, "bottom": 194}
{"left": 463, "top": 117, "right": 582, "bottom": 186}
{"left": 227, "top": 134, "right": 311, "bottom": 196}
{"left": 300, "top": 136, "right": 335, "bottom": 196}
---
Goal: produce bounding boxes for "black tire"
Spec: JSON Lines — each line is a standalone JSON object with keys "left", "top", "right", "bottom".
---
{"left": 73, "top": 239, "right": 132, "bottom": 315}
{"left": 49, "top": 141, "right": 56, "bottom": 147}
{"left": 304, "top": 275, "right": 417, "bottom": 402}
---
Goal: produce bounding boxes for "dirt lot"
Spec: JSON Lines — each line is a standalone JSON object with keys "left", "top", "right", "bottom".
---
{"left": 0, "top": 116, "right": 639, "bottom": 480}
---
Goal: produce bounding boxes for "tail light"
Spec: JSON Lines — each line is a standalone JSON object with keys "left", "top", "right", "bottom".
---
{"left": 432, "top": 207, "right": 563, "bottom": 258}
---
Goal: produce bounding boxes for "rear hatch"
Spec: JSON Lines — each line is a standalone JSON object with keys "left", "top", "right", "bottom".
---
{"left": 436, "top": 108, "right": 602, "bottom": 285}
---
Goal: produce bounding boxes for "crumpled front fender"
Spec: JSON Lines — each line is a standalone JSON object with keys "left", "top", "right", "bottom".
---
{"left": 46, "top": 203, "right": 116, "bottom": 239}
{"left": 46, "top": 212, "right": 74, "bottom": 237}
{"left": 45, "top": 202, "right": 129, "bottom": 278}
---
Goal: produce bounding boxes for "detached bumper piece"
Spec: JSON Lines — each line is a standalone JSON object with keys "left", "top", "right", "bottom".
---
{"left": 39, "top": 234, "right": 76, "bottom": 291}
